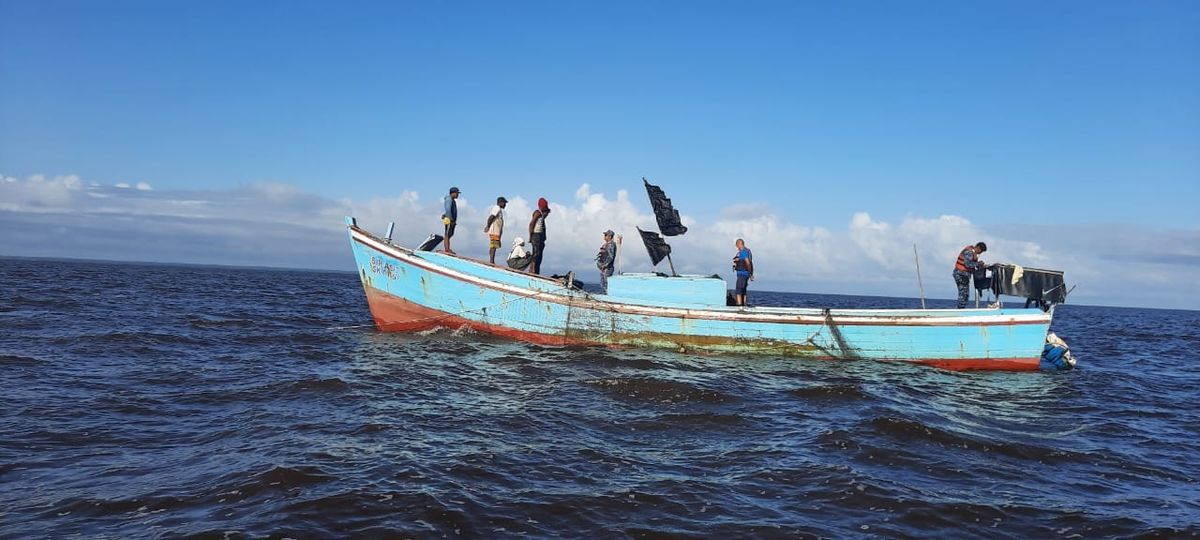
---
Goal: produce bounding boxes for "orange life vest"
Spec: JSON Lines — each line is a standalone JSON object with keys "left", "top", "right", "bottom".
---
{"left": 954, "top": 245, "right": 975, "bottom": 272}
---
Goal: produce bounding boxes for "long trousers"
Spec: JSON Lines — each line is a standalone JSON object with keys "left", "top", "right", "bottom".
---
{"left": 953, "top": 270, "right": 971, "bottom": 309}
{"left": 529, "top": 233, "right": 546, "bottom": 274}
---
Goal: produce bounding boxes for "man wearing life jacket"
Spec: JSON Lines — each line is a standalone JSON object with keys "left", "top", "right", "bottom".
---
{"left": 952, "top": 242, "right": 987, "bottom": 309}
{"left": 732, "top": 238, "right": 754, "bottom": 306}
{"left": 595, "top": 230, "right": 618, "bottom": 292}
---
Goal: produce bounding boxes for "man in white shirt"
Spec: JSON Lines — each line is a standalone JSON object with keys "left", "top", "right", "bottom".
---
{"left": 485, "top": 196, "right": 508, "bottom": 264}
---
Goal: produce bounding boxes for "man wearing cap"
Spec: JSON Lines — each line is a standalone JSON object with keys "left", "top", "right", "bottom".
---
{"left": 484, "top": 196, "right": 508, "bottom": 264}
{"left": 527, "top": 198, "right": 550, "bottom": 275}
{"left": 595, "top": 229, "right": 618, "bottom": 292}
{"left": 441, "top": 187, "right": 460, "bottom": 254}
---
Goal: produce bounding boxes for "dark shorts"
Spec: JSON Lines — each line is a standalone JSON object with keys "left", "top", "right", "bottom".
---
{"left": 444, "top": 222, "right": 456, "bottom": 239}
{"left": 735, "top": 274, "right": 750, "bottom": 295}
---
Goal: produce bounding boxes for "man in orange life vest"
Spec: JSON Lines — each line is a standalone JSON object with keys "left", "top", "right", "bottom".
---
{"left": 952, "top": 242, "right": 987, "bottom": 308}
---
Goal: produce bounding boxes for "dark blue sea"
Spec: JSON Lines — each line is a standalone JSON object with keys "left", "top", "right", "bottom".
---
{"left": 2, "top": 257, "right": 1198, "bottom": 539}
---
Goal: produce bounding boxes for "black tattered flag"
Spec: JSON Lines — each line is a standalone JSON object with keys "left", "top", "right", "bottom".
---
{"left": 637, "top": 227, "right": 672, "bottom": 266}
{"left": 643, "top": 177, "right": 688, "bottom": 236}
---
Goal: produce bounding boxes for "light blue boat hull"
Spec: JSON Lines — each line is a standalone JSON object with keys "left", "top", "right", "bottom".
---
{"left": 347, "top": 220, "right": 1052, "bottom": 371}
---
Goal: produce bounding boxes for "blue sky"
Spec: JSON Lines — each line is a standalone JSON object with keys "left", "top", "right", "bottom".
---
{"left": 2, "top": 1, "right": 1198, "bottom": 308}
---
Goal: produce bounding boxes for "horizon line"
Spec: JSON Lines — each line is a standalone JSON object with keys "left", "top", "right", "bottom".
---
{"left": 3, "top": 253, "right": 1191, "bottom": 314}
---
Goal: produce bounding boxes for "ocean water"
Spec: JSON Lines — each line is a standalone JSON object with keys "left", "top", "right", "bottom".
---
{"left": 2, "top": 257, "right": 1198, "bottom": 538}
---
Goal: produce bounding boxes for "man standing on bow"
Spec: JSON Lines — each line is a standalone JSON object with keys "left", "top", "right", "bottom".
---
{"left": 441, "top": 187, "right": 460, "bottom": 254}
{"left": 952, "top": 242, "right": 987, "bottom": 309}
{"left": 484, "top": 196, "right": 507, "bottom": 264}
{"left": 528, "top": 198, "right": 550, "bottom": 275}
{"left": 596, "top": 230, "right": 618, "bottom": 292}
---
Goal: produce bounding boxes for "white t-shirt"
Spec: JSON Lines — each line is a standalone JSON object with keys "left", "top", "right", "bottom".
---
{"left": 486, "top": 205, "right": 504, "bottom": 236}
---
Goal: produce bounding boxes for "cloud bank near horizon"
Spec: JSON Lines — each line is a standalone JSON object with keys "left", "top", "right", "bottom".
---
{"left": 2, "top": 173, "right": 1197, "bottom": 310}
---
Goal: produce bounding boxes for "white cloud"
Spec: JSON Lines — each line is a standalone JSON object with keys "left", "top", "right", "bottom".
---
{"left": 0, "top": 173, "right": 1196, "bottom": 310}
{"left": 0, "top": 174, "right": 83, "bottom": 211}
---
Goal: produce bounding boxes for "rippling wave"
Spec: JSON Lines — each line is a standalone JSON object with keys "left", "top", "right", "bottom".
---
{"left": 2, "top": 257, "right": 1198, "bottom": 537}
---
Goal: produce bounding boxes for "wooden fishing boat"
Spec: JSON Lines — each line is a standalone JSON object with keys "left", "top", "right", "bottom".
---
{"left": 345, "top": 216, "right": 1057, "bottom": 371}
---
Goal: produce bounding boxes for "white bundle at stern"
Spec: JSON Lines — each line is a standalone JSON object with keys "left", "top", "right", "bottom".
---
{"left": 1041, "top": 332, "right": 1077, "bottom": 370}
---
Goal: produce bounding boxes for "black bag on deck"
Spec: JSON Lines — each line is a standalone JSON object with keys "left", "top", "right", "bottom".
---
{"left": 417, "top": 234, "right": 443, "bottom": 251}
{"left": 972, "top": 268, "right": 992, "bottom": 291}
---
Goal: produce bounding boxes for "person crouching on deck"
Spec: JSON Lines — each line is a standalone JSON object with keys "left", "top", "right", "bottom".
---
{"left": 484, "top": 196, "right": 507, "bottom": 264}
{"left": 595, "top": 230, "right": 618, "bottom": 292}
{"left": 732, "top": 238, "right": 754, "bottom": 306}
{"left": 952, "top": 242, "right": 987, "bottom": 309}
{"left": 507, "top": 237, "right": 532, "bottom": 270}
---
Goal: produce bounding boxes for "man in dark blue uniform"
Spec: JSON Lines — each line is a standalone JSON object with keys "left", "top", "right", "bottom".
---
{"left": 441, "top": 187, "right": 460, "bottom": 254}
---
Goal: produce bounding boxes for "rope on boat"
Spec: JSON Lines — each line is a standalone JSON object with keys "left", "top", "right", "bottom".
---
{"left": 706, "top": 308, "right": 846, "bottom": 357}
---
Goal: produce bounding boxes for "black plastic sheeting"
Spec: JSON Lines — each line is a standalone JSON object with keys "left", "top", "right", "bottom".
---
{"left": 636, "top": 227, "right": 673, "bottom": 266}
{"left": 983, "top": 264, "right": 1067, "bottom": 304}
{"left": 643, "top": 178, "right": 688, "bottom": 236}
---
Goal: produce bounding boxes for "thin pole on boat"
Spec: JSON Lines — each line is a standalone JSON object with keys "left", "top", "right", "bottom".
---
{"left": 913, "top": 243, "right": 926, "bottom": 309}
{"left": 666, "top": 253, "right": 678, "bottom": 277}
